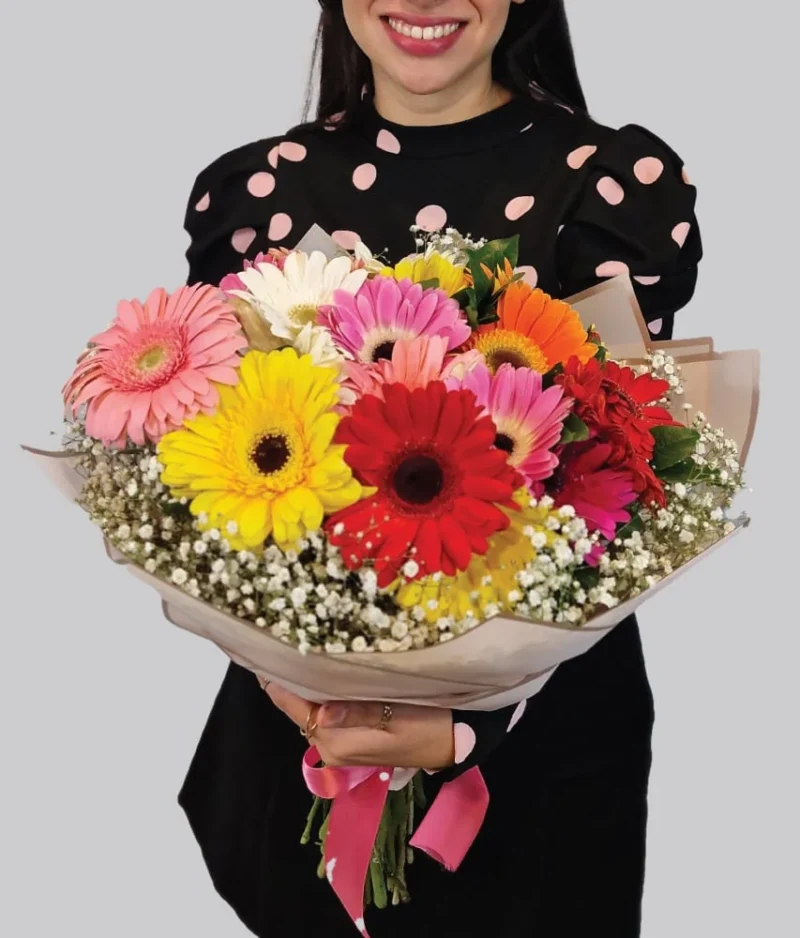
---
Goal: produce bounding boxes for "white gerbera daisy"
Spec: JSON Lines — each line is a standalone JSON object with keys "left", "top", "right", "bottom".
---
{"left": 233, "top": 250, "right": 367, "bottom": 342}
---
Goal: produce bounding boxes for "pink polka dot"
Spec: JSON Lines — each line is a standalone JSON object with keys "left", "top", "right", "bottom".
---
{"left": 672, "top": 221, "right": 691, "bottom": 247}
{"left": 268, "top": 145, "right": 280, "bottom": 169}
{"left": 195, "top": 192, "right": 210, "bottom": 212}
{"left": 682, "top": 168, "right": 691, "bottom": 184}
{"left": 634, "top": 157, "right": 664, "bottom": 185}
{"left": 520, "top": 122, "right": 533, "bottom": 133}
{"left": 516, "top": 265, "right": 538, "bottom": 288}
{"left": 597, "top": 176, "right": 625, "bottom": 205}
{"left": 352, "top": 163, "right": 377, "bottom": 191}
{"left": 567, "top": 144, "right": 597, "bottom": 169}
{"left": 376, "top": 129, "right": 401, "bottom": 154}
{"left": 279, "top": 141, "right": 307, "bottom": 162}
{"left": 595, "top": 260, "right": 630, "bottom": 278}
{"left": 231, "top": 227, "right": 256, "bottom": 254}
{"left": 247, "top": 172, "right": 275, "bottom": 198}
{"left": 453, "top": 723, "right": 477, "bottom": 764}
{"left": 648, "top": 318, "right": 664, "bottom": 335}
{"left": 507, "top": 700, "right": 527, "bottom": 732}
{"left": 505, "top": 195, "right": 535, "bottom": 221}
{"left": 634, "top": 275, "right": 662, "bottom": 286}
{"left": 416, "top": 204, "right": 447, "bottom": 232}
{"left": 268, "top": 213, "right": 293, "bottom": 242}
{"left": 556, "top": 102, "right": 575, "bottom": 114}
{"left": 332, "top": 229, "right": 361, "bottom": 251}
{"left": 557, "top": 224, "right": 565, "bottom": 236}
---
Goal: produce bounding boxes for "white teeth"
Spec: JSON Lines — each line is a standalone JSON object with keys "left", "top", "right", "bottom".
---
{"left": 387, "top": 18, "right": 461, "bottom": 41}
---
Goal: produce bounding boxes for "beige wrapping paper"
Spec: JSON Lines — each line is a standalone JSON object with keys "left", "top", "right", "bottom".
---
{"left": 23, "top": 267, "right": 758, "bottom": 711}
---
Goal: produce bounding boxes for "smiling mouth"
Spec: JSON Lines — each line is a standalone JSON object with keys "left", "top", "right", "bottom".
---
{"left": 384, "top": 17, "right": 464, "bottom": 41}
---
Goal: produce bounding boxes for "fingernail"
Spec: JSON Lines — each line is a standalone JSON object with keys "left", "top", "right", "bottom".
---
{"left": 322, "top": 703, "right": 348, "bottom": 727}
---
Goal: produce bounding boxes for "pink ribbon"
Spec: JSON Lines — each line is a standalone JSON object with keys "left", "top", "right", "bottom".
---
{"left": 302, "top": 747, "right": 489, "bottom": 937}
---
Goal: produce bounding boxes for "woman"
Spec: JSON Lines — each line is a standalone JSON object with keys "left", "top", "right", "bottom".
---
{"left": 180, "top": 1, "right": 702, "bottom": 935}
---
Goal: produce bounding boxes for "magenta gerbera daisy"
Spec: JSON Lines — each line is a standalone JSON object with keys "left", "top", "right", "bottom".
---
{"left": 63, "top": 284, "right": 247, "bottom": 447}
{"left": 448, "top": 363, "right": 573, "bottom": 487}
{"left": 318, "top": 276, "right": 471, "bottom": 363}
{"left": 550, "top": 441, "right": 639, "bottom": 540}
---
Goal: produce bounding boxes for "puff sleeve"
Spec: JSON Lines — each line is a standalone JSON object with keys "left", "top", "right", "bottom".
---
{"left": 557, "top": 124, "right": 703, "bottom": 340}
{"left": 183, "top": 137, "right": 283, "bottom": 288}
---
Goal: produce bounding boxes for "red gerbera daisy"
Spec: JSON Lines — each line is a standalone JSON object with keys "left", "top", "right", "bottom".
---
{"left": 557, "top": 357, "right": 677, "bottom": 462}
{"left": 326, "top": 381, "right": 521, "bottom": 587}
{"left": 555, "top": 357, "right": 680, "bottom": 507}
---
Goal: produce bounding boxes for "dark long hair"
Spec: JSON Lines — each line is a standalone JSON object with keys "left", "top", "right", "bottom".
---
{"left": 305, "top": 0, "right": 588, "bottom": 126}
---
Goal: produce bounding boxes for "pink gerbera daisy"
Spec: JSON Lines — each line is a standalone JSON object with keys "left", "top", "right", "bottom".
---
{"left": 550, "top": 441, "right": 639, "bottom": 539}
{"left": 449, "top": 363, "right": 573, "bottom": 487}
{"left": 63, "top": 284, "right": 247, "bottom": 447}
{"left": 339, "top": 336, "right": 483, "bottom": 403}
{"left": 318, "top": 276, "right": 471, "bottom": 363}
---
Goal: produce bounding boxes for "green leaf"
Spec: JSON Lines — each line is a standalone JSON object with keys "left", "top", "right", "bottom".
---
{"left": 467, "top": 255, "right": 493, "bottom": 308}
{"left": 464, "top": 304, "right": 480, "bottom": 330}
{"left": 417, "top": 278, "right": 439, "bottom": 291}
{"left": 656, "top": 458, "right": 696, "bottom": 483}
{"left": 559, "top": 413, "right": 590, "bottom": 445}
{"left": 651, "top": 425, "right": 700, "bottom": 470}
{"left": 615, "top": 512, "right": 645, "bottom": 541}
{"left": 542, "top": 362, "right": 564, "bottom": 389}
{"left": 475, "top": 235, "right": 520, "bottom": 271}
{"left": 575, "top": 566, "right": 601, "bottom": 590}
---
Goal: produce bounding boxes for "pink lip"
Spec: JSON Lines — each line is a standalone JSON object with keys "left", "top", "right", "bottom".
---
{"left": 381, "top": 16, "right": 466, "bottom": 58}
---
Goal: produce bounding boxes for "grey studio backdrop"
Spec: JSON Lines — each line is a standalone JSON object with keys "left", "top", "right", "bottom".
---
{"left": 1, "top": 2, "right": 795, "bottom": 936}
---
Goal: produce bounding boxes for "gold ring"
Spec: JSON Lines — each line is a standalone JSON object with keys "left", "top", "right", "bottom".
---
{"left": 376, "top": 703, "right": 393, "bottom": 732}
{"left": 302, "top": 705, "right": 320, "bottom": 740}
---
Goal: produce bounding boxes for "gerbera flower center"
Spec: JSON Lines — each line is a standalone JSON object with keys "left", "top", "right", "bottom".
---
{"left": 251, "top": 433, "right": 292, "bottom": 475}
{"left": 610, "top": 383, "right": 644, "bottom": 418}
{"left": 287, "top": 303, "right": 320, "bottom": 327}
{"left": 494, "top": 433, "right": 516, "bottom": 455}
{"left": 475, "top": 329, "right": 549, "bottom": 374}
{"left": 137, "top": 343, "right": 169, "bottom": 372}
{"left": 373, "top": 341, "right": 396, "bottom": 362}
{"left": 392, "top": 454, "right": 445, "bottom": 505}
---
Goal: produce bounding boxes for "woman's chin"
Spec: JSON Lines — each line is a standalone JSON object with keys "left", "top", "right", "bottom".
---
{"left": 384, "top": 63, "right": 473, "bottom": 100}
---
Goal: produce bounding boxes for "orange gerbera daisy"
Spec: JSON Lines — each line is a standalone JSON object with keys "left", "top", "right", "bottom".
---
{"left": 472, "top": 282, "right": 598, "bottom": 374}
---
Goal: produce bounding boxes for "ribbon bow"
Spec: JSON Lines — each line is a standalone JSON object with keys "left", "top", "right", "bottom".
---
{"left": 302, "top": 747, "right": 489, "bottom": 937}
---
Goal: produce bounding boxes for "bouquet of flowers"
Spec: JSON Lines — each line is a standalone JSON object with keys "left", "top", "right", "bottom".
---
{"left": 25, "top": 224, "right": 757, "bottom": 936}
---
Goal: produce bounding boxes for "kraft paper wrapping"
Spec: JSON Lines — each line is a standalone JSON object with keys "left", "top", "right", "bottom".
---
{"left": 23, "top": 263, "right": 758, "bottom": 711}
{"left": 22, "top": 450, "right": 748, "bottom": 711}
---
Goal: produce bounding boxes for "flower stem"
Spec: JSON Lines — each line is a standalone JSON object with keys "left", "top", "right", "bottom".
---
{"left": 301, "top": 796, "right": 322, "bottom": 845}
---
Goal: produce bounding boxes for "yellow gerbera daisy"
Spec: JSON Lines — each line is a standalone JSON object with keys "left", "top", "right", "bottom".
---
{"left": 158, "top": 348, "right": 365, "bottom": 551}
{"left": 381, "top": 250, "right": 468, "bottom": 296}
{"left": 395, "top": 491, "right": 559, "bottom": 623}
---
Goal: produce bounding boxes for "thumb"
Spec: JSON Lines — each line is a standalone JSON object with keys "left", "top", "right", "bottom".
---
{"left": 317, "top": 701, "right": 384, "bottom": 729}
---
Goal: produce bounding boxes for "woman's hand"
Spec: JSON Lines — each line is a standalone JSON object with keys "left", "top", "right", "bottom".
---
{"left": 264, "top": 682, "right": 455, "bottom": 770}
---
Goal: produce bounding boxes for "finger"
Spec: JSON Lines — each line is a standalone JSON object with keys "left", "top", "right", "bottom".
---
{"left": 316, "top": 701, "right": 385, "bottom": 730}
{"left": 314, "top": 728, "right": 388, "bottom": 767}
{"left": 266, "top": 684, "right": 316, "bottom": 729}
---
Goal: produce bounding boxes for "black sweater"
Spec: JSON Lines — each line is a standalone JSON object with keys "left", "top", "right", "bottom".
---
{"left": 178, "top": 92, "right": 702, "bottom": 938}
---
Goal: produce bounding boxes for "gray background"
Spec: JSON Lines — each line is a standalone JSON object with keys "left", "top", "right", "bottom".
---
{"left": 2, "top": 2, "right": 795, "bottom": 935}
